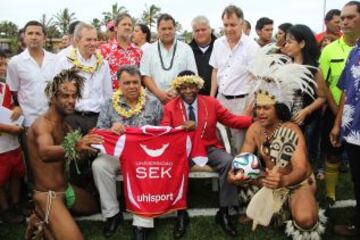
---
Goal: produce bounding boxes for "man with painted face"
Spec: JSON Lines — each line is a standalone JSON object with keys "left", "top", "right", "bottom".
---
{"left": 161, "top": 71, "right": 253, "bottom": 238}
{"left": 227, "top": 53, "right": 325, "bottom": 240}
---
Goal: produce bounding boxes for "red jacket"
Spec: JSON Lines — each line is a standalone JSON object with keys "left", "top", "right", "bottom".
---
{"left": 161, "top": 95, "right": 252, "bottom": 149}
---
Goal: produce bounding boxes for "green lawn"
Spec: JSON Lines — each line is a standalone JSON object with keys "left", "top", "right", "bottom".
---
{"left": 0, "top": 172, "right": 356, "bottom": 240}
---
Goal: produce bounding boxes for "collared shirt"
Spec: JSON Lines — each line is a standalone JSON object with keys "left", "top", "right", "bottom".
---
{"left": 338, "top": 41, "right": 360, "bottom": 146}
{"left": 100, "top": 41, "right": 142, "bottom": 89}
{"left": 140, "top": 40, "right": 198, "bottom": 91}
{"left": 55, "top": 49, "right": 113, "bottom": 113}
{"left": 182, "top": 98, "right": 198, "bottom": 123}
{"left": 96, "top": 95, "right": 163, "bottom": 129}
{"left": 56, "top": 45, "right": 73, "bottom": 62}
{"left": 6, "top": 49, "right": 56, "bottom": 127}
{"left": 319, "top": 36, "right": 353, "bottom": 104}
{"left": 209, "top": 35, "right": 259, "bottom": 95}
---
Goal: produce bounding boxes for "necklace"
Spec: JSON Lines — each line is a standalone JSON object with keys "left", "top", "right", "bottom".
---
{"left": 158, "top": 40, "right": 177, "bottom": 71}
{"left": 261, "top": 122, "right": 283, "bottom": 156}
{"left": 112, "top": 88, "right": 146, "bottom": 119}
{"left": 67, "top": 48, "right": 103, "bottom": 73}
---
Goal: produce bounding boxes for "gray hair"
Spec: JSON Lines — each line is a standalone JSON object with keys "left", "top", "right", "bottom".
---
{"left": 191, "top": 16, "right": 211, "bottom": 30}
{"left": 222, "top": 5, "right": 244, "bottom": 19}
{"left": 74, "top": 22, "right": 96, "bottom": 39}
{"left": 116, "top": 65, "right": 141, "bottom": 82}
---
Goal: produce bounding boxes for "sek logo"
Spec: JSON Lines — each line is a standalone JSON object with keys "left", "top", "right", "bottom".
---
{"left": 136, "top": 167, "right": 172, "bottom": 179}
{"left": 140, "top": 143, "right": 169, "bottom": 157}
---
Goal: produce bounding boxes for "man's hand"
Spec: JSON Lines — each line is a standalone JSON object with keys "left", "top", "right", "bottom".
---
{"left": 330, "top": 125, "right": 341, "bottom": 147}
{"left": 181, "top": 121, "right": 196, "bottom": 131}
{"left": 110, "top": 123, "right": 125, "bottom": 135}
{"left": 292, "top": 109, "right": 309, "bottom": 125}
{"left": 10, "top": 106, "right": 22, "bottom": 121}
{"left": 4, "top": 125, "right": 23, "bottom": 135}
{"left": 76, "top": 133, "right": 104, "bottom": 153}
{"left": 227, "top": 169, "right": 251, "bottom": 185}
{"left": 262, "top": 168, "right": 284, "bottom": 189}
{"left": 158, "top": 91, "right": 175, "bottom": 104}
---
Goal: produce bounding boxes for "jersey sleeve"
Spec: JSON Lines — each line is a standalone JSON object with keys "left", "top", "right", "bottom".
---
{"left": 91, "top": 129, "right": 126, "bottom": 158}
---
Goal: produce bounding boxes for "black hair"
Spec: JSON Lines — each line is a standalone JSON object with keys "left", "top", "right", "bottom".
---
{"left": 0, "top": 49, "right": 7, "bottom": 59}
{"left": 324, "top": 9, "right": 341, "bottom": 22}
{"left": 345, "top": 1, "right": 360, "bottom": 13}
{"left": 177, "top": 70, "right": 195, "bottom": 77}
{"left": 255, "top": 17, "right": 274, "bottom": 31}
{"left": 287, "top": 24, "right": 320, "bottom": 67}
{"left": 278, "top": 23, "right": 293, "bottom": 33}
{"left": 24, "top": 20, "right": 46, "bottom": 35}
{"left": 275, "top": 103, "right": 292, "bottom": 122}
{"left": 116, "top": 65, "right": 141, "bottom": 81}
{"left": 136, "top": 23, "right": 151, "bottom": 43}
{"left": 157, "top": 14, "right": 176, "bottom": 28}
{"left": 68, "top": 21, "right": 80, "bottom": 35}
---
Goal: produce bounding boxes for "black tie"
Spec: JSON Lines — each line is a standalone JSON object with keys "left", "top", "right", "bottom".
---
{"left": 188, "top": 105, "right": 196, "bottom": 122}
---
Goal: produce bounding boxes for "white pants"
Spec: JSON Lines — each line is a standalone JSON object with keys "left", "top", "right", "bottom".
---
{"left": 217, "top": 94, "right": 248, "bottom": 153}
{"left": 92, "top": 153, "right": 154, "bottom": 228}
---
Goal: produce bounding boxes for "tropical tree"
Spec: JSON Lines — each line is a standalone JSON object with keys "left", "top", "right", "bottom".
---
{"left": 0, "top": 21, "right": 18, "bottom": 38}
{"left": 91, "top": 18, "right": 102, "bottom": 32}
{"left": 39, "top": 14, "right": 60, "bottom": 38}
{"left": 54, "top": 8, "right": 76, "bottom": 35}
{"left": 141, "top": 4, "right": 161, "bottom": 33}
{"left": 102, "top": 3, "right": 127, "bottom": 24}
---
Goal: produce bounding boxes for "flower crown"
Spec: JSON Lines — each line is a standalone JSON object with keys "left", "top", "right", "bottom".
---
{"left": 171, "top": 75, "right": 205, "bottom": 90}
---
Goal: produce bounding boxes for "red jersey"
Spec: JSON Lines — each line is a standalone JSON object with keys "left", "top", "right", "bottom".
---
{"left": 93, "top": 126, "right": 207, "bottom": 217}
{"left": 99, "top": 41, "right": 142, "bottom": 90}
{"left": 0, "top": 82, "right": 12, "bottom": 109}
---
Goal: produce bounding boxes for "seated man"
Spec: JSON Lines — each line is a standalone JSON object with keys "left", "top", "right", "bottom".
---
{"left": 25, "top": 69, "right": 102, "bottom": 240}
{"left": 228, "top": 53, "right": 326, "bottom": 239}
{"left": 161, "top": 71, "right": 253, "bottom": 238}
{"left": 91, "top": 65, "right": 163, "bottom": 238}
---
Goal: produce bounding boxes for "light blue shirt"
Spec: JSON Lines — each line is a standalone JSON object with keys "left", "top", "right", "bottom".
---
{"left": 183, "top": 98, "right": 198, "bottom": 123}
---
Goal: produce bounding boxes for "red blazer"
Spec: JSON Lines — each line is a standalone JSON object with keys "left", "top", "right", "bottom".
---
{"left": 161, "top": 95, "right": 252, "bottom": 149}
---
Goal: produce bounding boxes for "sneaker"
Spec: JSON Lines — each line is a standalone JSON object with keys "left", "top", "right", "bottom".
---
{"left": 0, "top": 208, "right": 25, "bottom": 224}
{"left": 334, "top": 224, "right": 360, "bottom": 237}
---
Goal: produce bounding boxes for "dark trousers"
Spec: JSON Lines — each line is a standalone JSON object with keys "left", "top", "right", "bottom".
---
{"left": 207, "top": 147, "right": 239, "bottom": 207}
{"left": 65, "top": 112, "right": 99, "bottom": 135}
{"left": 344, "top": 142, "right": 360, "bottom": 226}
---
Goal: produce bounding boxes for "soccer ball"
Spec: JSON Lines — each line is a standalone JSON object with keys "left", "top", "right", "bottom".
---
{"left": 232, "top": 152, "right": 261, "bottom": 179}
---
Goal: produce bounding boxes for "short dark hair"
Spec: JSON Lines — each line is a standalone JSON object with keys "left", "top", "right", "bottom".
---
{"left": 115, "top": 13, "right": 133, "bottom": 27}
{"left": 136, "top": 23, "right": 151, "bottom": 43}
{"left": 345, "top": 1, "right": 360, "bottom": 13}
{"left": 68, "top": 21, "right": 80, "bottom": 35}
{"left": 0, "top": 49, "right": 7, "bottom": 59}
{"left": 24, "top": 21, "right": 46, "bottom": 35}
{"left": 244, "top": 20, "right": 251, "bottom": 30}
{"left": 278, "top": 23, "right": 293, "bottom": 33}
{"left": 222, "top": 5, "right": 244, "bottom": 19}
{"left": 157, "top": 14, "right": 176, "bottom": 28}
{"left": 275, "top": 103, "right": 292, "bottom": 122}
{"left": 255, "top": 17, "right": 274, "bottom": 31}
{"left": 117, "top": 65, "right": 141, "bottom": 81}
{"left": 324, "top": 9, "right": 341, "bottom": 22}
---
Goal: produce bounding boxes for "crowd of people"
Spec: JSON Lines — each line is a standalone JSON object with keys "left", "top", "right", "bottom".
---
{"left": 1, "top": 1, "right": 360, "bottom": 240}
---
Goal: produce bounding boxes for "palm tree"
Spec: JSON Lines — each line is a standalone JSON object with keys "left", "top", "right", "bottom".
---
{"left": 0, "top": 21, "right": 18, "bottom": 38}
{"left": 141, "top": 4, "right": 161, "bottom": 33}
{"left": 91, "top": 18, "right": 102, "bottom": 32}
{"left": 102, "top": 3, "right": 127, "bottom": 24}
{"left": 39, "top": 14, "right": 55, "bottom": 35}
{"left": 54, "top": 8, "right": 76, "bottom": 35}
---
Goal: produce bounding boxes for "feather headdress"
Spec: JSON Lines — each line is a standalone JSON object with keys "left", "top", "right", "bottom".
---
{"left": 248, "top": 46, "right": 317, "bottom": 109}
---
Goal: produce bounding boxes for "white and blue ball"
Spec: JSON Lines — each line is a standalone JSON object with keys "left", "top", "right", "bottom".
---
{"left": 232, "top": 152, "right": 261, "bottom": 179}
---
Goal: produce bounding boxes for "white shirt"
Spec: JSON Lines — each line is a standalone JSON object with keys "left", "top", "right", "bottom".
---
{"left": 55, "top": 49, "right": 113, "bottom": 113}
{"left": 56, "top": 45, "right": 73, "bottom": 62}
{"left": 140, "top": 40, "right": 198, "bottom": 91}
{"left": 6, "top": 49, "right": 57, "bottom": 127}
{"left": 183, "top": 98, "right": 198, "bottom": 123}
{"left": 140, "top": 42, "right": 150, "bottom": 52}
{"left": 209, "top": 35, "right": 259, "bottom": 95}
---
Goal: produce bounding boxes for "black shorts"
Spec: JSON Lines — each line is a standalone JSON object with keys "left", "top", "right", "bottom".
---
{"left": 321, "top": 109, "right": 344, "bottom": 156}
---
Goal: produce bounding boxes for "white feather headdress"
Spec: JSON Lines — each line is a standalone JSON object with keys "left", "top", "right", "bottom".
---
{"left": 248, "top": 46, "right": 317, "bottom": 109}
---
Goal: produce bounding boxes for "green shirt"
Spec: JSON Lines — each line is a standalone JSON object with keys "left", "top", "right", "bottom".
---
{"left": 319, "top": 36, "right": 353, "bottom": 105}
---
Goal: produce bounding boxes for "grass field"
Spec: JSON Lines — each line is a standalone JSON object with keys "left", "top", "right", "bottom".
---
{"left": 0, "top": 171, "right": 356, "bottom": 240}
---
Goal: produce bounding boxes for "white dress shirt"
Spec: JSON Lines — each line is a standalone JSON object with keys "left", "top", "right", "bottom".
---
{"left": 55, "top": 49, "right": 113, "bottom": 113}
{"left": 209, "top": 35, "right": 259, "bottom": 96}
{"left": 140, "top": 40, "right": 198, "bottom": 91}
{"left": 6, "top": 49, "right": 56, "bottom": 127}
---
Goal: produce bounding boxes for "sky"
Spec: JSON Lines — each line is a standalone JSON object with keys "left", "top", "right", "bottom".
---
{"left": 0, "top": 0, "right": 349, "bottom": 36}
